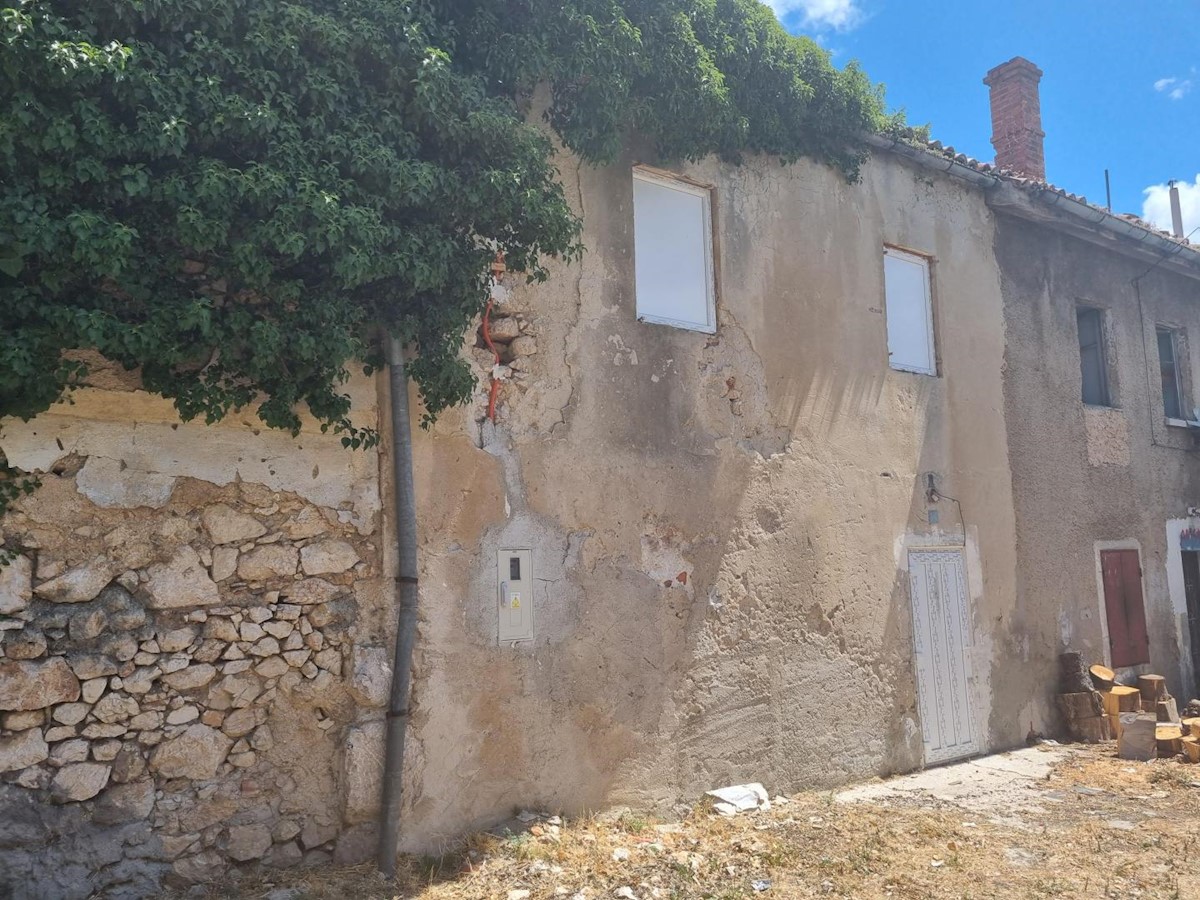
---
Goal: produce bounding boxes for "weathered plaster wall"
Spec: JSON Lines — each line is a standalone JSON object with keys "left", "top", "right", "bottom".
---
{"left": 404, "top": 150, "right": 1021, "bottom": 847}
{"left": 0, "top": 366, "right": 393, "bottom": 898}
{"left": 997, "top": 218, "right": 1200, "bottom": 704}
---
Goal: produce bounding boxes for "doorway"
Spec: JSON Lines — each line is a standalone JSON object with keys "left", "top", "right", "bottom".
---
{"left": 1181, "top": 551, "right": 1200, "bottom": 694}
{"left": 907, "top": 549, "right": 979, "bottom": 765}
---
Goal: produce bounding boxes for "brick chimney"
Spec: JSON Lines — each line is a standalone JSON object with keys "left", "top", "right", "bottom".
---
{"left": 983, "top": 57, "right": 1045, "bottom": 181}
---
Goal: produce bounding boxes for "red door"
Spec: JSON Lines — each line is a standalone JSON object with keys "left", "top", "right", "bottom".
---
{"left": 1100, "top": 549, "right": 1151, "bottom": 667}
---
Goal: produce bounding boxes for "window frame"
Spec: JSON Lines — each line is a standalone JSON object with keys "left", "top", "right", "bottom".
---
{"left": 1156, "top": 325, "right": 1187, "bottom": 422}
{"left": 882, "top": 246, "right": 937, "bottom": 376}
{"left": 631, "top": 166, "right": 718, "bottom": 334}
{"left": 1076, "top": 306, "right": 1112, "bottom": 407}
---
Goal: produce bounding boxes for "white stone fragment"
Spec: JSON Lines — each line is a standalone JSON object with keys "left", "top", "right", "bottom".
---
{"left": 76, "top": 456, "right": 176, "bottom": 509}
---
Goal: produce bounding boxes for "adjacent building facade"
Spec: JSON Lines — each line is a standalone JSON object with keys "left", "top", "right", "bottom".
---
{"left": 1, "top": 56, "right": 1198, "bottom": 897}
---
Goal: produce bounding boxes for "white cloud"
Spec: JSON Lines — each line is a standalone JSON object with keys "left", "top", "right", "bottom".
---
{"left": 764, "top": 0, "right": 863, "bottom": 30}
{"left": 1154, "top": 75, "right": 1193, "bottom": 100}
{"left": 1142, "top": 175, "right": 1200, "bottom": 238}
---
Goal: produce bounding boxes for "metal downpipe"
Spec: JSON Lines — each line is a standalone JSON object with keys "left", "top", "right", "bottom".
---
{"left": 377, "top": 335, "right": 420, "bottom": 877}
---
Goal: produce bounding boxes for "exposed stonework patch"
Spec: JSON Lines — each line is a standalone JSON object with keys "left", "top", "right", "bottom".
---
{"left": 0, "top": 373, "right": 386, "bottom": 894}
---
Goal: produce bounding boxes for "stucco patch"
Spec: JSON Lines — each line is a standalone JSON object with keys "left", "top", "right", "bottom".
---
{"left": 1083, "top": 406, "right": 1131, "bottom": 467}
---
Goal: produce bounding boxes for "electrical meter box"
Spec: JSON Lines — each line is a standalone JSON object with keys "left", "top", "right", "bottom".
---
{"left": 497, "top": 549, "right": 534, "bottom": 643}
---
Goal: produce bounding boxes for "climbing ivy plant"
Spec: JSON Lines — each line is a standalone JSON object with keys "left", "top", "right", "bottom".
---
{"left": 0, "top": 0, "right": 900, "bottom": 522}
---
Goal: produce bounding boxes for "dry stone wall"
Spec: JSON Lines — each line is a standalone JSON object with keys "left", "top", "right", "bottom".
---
{"left": 0, "top": 380, "right": 390, "bottom": 899}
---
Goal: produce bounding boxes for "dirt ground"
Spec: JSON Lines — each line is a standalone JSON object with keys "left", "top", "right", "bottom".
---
{"left": 212, "top": 743, "right": 1200, "bottom": 899}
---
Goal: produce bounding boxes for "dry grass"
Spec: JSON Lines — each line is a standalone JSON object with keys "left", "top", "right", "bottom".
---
{"left": 199, "top": 745, "right": 1200, "bottom": 899}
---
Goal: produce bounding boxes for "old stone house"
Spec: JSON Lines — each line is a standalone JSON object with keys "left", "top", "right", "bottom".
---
{"left": 1, "top": 56, "right": 1198, "bottom": 898}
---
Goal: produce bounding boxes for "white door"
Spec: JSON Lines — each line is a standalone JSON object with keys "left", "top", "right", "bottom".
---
{"left": 907, "top": 549, "right": 979, "bottom": 765}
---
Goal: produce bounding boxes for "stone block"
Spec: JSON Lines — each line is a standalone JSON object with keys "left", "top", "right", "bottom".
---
{"left": 146, "top": 547, "right": 220, "bottom": 609}
{"left": 162, "top": 664, "right": 217, "bottom": 692}
{"left": 210, "top": 546, "right": 239, "bottom": 582}
{"left": 51, "top": 738, "right": 90, "bottom": 764}
{"left": 0, "top": 658, "right": 81, "bottom": 710}
{"left": 93, "top": 779, "right": 155, "bottom": 824}
{"left": 300, "top": 540, "right": 360, "bottom": 576}
{"left": 342, "top": 721, "right": 385, "bottom": 824}
{"left": 0, "top": 728, "right": 49, "bottom": 772}
{"left": 281, "top": 579, "right": 342, "bottom": 606}
{"left": 226, "top": 823, "right": 272, "bottom": 861}
{"left": 158, "top": 627, "right": 196, "bottom": 653}
{"left": 66, "top": 653, "right": 118, "bottom": 680}
{"left": 171, "top": 850, "right": 225, "bottom": 883}
{"left": 81, "top": 678, "right": 108, "bottom": 704}
{"left": 92, "top": 694, "right": 139, "bottom": 724}
{"left": 5, "top": 630, "right": 47, "bottom": 660}
{"left": 0, "top": 555, "right": 32, "bottom": 614}
{"left": 33, "top": 563, "right": 112, "bottom": 604}
{"left": 238, "top": 546, "right": 299, "bottom": 581}
{"left": 202, "top": 504, "right": 267, "bottom": 545}
{"left": 51, "top": 762, "right": 111, "bottom": 802}
{"left": 1, "top": 709, "right": 44, "bottom": 730}
{"left": 348, "top": 645, "right": 391, "bottom": 708}
{"left": 300, "top": 818, "right": 338, "bottom": 849}
{"left": 150, "top": 724, "right": 232, "bottom": 780}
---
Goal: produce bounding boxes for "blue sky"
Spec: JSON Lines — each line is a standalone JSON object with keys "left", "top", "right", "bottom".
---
{"left": 767, "top": 0, "right": 1199, "bottom": 235}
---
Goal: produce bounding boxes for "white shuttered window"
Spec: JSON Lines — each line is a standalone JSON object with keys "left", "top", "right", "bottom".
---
{"left": 883, "top": 247, "right": 936, "bottom": 375}
{"left": 632, "top": 169, "right": 716, "bottom": 333}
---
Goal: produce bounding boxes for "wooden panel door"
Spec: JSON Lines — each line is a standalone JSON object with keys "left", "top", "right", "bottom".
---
{"left": 908, "top": 549, "right": 979, "bottom": 765}
{"left": 1100, "top": 549, "right": 1150, "bottom": 667}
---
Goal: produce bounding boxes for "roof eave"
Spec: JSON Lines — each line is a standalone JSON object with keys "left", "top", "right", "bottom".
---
{"left": 868, "top": 135, "right": 1200, "bottom": 280}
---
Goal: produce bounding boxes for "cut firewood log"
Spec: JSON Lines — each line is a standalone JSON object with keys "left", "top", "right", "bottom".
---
{"left": 1060, "top": 652, "right": 1093, "bottom": 693}
{"left": 1089, "top": 664, "right": 1115, "bottom": 691}
{"left": 1071, "top": 716, "right": 1112, "bottom": 743}
{"left": 1057, "top": 691, "right": 1105, "bottom": 719}
{"left": 1057, "top": 692, "right": 1111, "bottom": 743}
{"left": 1182, "top": 735, "right": 1200, "bottom": 764}
{"left": 1156, "top": 724, "right": 1184, "bottom": 757}
{"left": 1157, "top": 697, "right": 1180, "bottom": 723}
{"left": 1119, "top": 713, "right": 1157, "bottom": 760}
{"left": 1111, "top": 685, "right": 1141, "bottom": 712}
{"left": 1138, "top": 674, "right": 1167, "bottom": 703}
{"left": 1183, "top": 716, "right": 1200, "bottom": 739}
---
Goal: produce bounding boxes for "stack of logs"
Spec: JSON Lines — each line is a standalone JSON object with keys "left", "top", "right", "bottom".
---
{"left": 1056, "top": 652, "right": 1200, "bottom": 762}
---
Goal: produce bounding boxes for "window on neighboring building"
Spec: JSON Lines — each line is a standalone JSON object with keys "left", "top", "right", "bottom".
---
{"left": 632, "top": 168, "right": 716, "bottom": 333}
{"left": 1157, "top": 326, "right": 1185, "bottom": 420}
{"left": 883, "top": 247, "right": 936, "bottom": 375}
{"left": 1076, "top": 307, "right": 1111, "bottom": 406}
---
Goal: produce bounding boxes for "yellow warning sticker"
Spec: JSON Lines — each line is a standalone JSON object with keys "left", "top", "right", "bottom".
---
{"left": 510, "top": 593, "right": 521, "bottom": 610}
